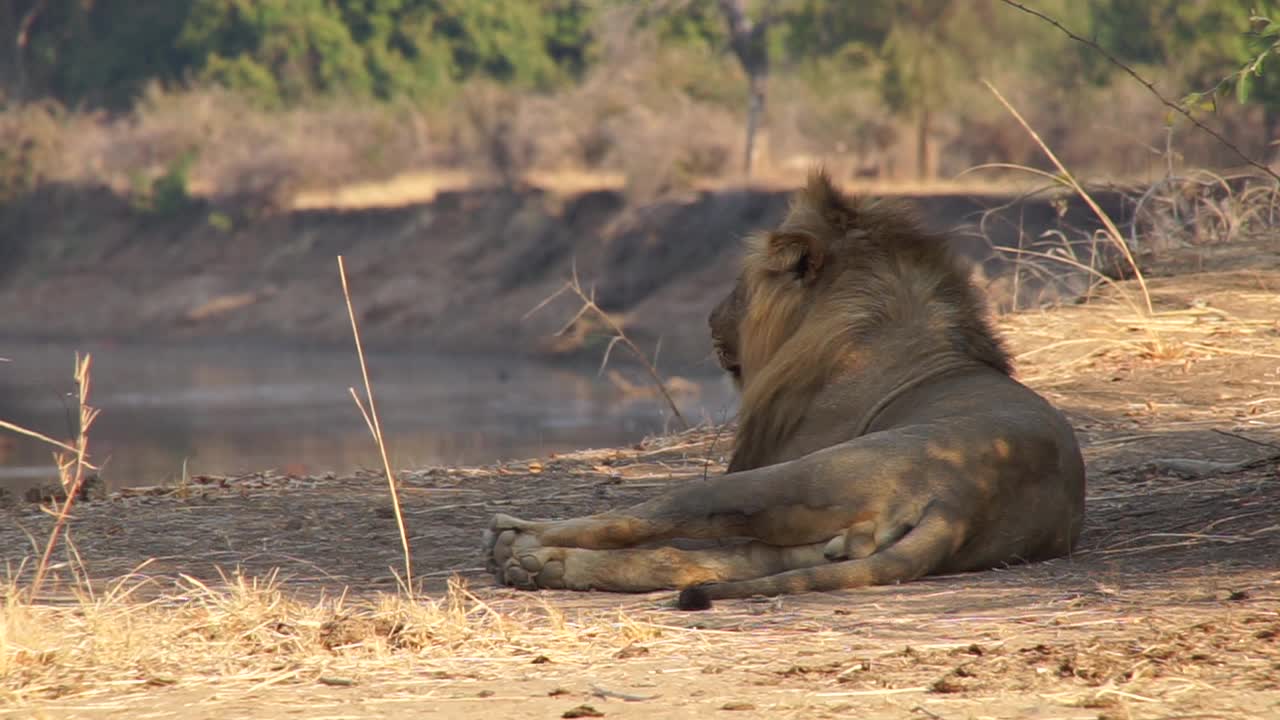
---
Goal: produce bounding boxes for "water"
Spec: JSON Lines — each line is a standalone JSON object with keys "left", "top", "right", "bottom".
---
{"left": 0, "top": 340, "right": 737, "bottom": 493}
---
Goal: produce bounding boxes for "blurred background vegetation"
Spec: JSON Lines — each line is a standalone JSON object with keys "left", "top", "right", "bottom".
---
{"left": 1, "top": 0, "right": 1277, "bottom": 206}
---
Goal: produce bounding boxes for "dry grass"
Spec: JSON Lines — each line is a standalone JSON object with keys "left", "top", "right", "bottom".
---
{"left": 963, "top": 80, "right": 1280, "bottom": 394}
{"left": 981, "top": 81, "right": 1152, "bottom": 316}
{"left": 0, "top": 354, "right": 99, "bottom": 600}
{"left": 2, "top": 560, "right": 1276, "bottom": 717}
{"left": 0, "top": 574, "right": 675, "bottom": 706}
{"left": 999, "top": 269, "right": 1280, "bottom": 387}
{"left": 337, "top": 256, "right": 414, "bottom": 593}
{"left": 1130, "top": 168, "right": 1280, "bottom": 250}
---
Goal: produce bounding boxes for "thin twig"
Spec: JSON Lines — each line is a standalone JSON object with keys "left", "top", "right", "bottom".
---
{"left": 0, "top": 419, "right": 82, "bottom": 456}
{"left": 337, "top": 256, "right": 414, "bottom": 595}
{"left": 991, "top": 244, "right": 1142, "bottom": 318}
{"left": 702, "top": 421, "right": 730, "bottom": 482}
{"left": 1211, "top": 428, "right": 1280, "bottom": 452}
{"left": 529, "top": 263, "right": 688, "bottom": 429}
{"left": 590, "top": 684, "right": 660, "bottom": 702}
{"left": 981, "top": 80, "right": 1154, "bottom": 316}
{"left": 348, "top": 387, "right": 377, "bottom": 439}
{"left": 997, "top": 0, "right": 1280, "bottom": 184}
{"left": 30, "top": 353, "right": 98, "bottom": 599}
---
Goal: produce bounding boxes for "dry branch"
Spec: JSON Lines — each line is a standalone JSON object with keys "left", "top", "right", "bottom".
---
{"left": 337, "top": 256, "right": 414, "bottom": 594}
{"left": 0, "top": 352, "right": 104, "bottom": 599}
{"left": 527, "top": 263, "right": 689, "bottom": 430}
{"left": 997, "top": 0, "right": 1280, "bottom": 184}
{"left": 23, "top": 353, "right": 100, "bottom": 599}
{"left": 981, "top": 80, "right": 1153, "bottom": 316}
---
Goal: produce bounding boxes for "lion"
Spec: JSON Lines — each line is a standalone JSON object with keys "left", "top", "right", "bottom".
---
{"left": 484, "top": 169, "right": 1085, "bottom": 609}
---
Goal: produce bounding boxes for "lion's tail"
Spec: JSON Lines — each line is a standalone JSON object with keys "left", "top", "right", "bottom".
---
{"left": 676, "top": 504, "right": 960, "bottom": 610}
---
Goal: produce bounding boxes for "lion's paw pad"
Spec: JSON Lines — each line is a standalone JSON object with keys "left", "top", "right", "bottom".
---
{"left": 496, "top": 541, "right": 568, "bottom": 590}
{"left": 483, "top": 515, "right": 568, "bottom": 590}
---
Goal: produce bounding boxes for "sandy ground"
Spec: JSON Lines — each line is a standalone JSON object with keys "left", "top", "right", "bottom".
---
{"left": 2, "top": 269, "right": 1280, "bottom": 719}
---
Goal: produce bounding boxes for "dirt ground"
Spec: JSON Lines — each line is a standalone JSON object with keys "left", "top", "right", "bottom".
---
{"left": 3, "top": 268, "right": 1280, "bottom": 719}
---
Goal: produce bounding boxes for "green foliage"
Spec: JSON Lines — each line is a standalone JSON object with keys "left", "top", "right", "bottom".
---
{"left": 3, "top": 0, "right": 1280, "bottom": 157}
{"left": 207, "top": 210, "right": 235, "bottom": 233}
{"left": 131, "top": 150, "right": 198, "bottom": 216}
{"left": 1234, "top": 11, "right": 1280, "bottom": 105}
{"left": 6, "top": 1, "right": 193, "bottom": 108}
{"left": 648, "top": 0, "right": 726, "bottom": 54}
{"left": 178, "top": 0, "right": 374, "bottom": 105}
{"left": 4, "top": 0, "right": 597, "bottom": 108}
{"left": 771, "top": 1, "right": 893, "bottom": 67}
{"left": 1086, "top": 1, "right": 1280, "bottom": 116}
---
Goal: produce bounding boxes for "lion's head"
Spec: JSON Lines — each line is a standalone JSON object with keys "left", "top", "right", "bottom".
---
{"left": 711, "top": 168, "right": 1011, "bottom": 471}
{"left": 709, "top": 278, "right": 746, "bottom": 389}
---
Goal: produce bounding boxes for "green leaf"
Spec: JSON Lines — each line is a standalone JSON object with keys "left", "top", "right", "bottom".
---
{"left": 1238, "top": 72, "right": 1255, "bottom": 104}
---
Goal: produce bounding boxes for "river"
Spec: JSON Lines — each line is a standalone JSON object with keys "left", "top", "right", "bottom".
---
{"left": 0, "top": 339, "right": 736, "bottom": 494}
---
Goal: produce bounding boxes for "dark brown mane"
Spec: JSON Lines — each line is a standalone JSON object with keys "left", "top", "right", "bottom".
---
{"left": 727, "top": 169, "right": 1011, "bottom": 472}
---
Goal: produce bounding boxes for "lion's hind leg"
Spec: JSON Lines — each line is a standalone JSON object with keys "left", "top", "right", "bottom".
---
{"left": 492, "top": 537, "right": 831, "bottom": 593}
{"left": 678, "top": 502, "right": 963, "bottom": 609}
{"left": 821, "top": 516, "right": 917, "bottom": 562}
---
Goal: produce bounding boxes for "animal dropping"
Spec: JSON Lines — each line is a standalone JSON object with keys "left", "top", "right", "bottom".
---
{"left": 482, "top": 169, "right": 1086, "bottom": 608}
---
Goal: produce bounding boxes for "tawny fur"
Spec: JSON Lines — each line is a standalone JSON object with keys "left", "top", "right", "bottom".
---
{"left": 483, "top": 168, "right": 1086, "bottom": 606}
{"left": 725, "top": 169, "right": 1010, "bottom": 472}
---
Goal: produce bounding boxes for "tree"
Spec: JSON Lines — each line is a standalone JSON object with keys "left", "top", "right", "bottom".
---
{"left": 11, "top": 0, "right": 48, "bottom": 103}
{"left": 1085, "top": 0, "right": 1280, "bottom": 159}
{"left": 715, "top": 0, "right": 770, "bottom": 176}
{"left": 4, "top": 0, "right": 193, "bottom": 108}
{"left": 1, "top": 0, "right": 598, "bottom": 108}
{"left": 878, "top": 1, "right": 993, "bottom": 180}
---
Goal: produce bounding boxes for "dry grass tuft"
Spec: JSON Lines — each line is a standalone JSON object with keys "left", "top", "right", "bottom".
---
{"left": 970, "top": 81, "right": 1280, "bottom": 378}
{"left": 338, "top": 256, "right": 414, "bottom": 593}
{"left": 0, "top": 574, "right": 676, "bottom": 705}
{"left": 1000, "top": 274, "right": 1280, "bottom": 385}
{"left": 0, "top": 353, "right": 100, "bottom": 600}
{"left": 980, "top": 81, "right": 1152, "bottom": 315}
{"left": 1131, "top": 168, "right": 1280, "bottom": 250}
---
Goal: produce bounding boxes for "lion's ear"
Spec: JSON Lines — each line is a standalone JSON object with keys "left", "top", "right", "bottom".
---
{"left": 766, "top": 230, "right": 825, "bottom": 284}
{"left": 800, "top": 167, "right": 857, "bottom": 231}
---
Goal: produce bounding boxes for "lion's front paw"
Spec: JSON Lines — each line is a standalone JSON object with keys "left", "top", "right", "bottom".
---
{"left": 483, "top": 514, "right": 571, "bottom": 590}
{"left": 483, "top": 513, "right": 525, "bottom": 573}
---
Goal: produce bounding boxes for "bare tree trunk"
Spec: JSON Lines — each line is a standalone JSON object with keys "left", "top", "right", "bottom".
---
{"left": 14, "top": 0, "right": 49, "bottom": 104}
{"left": 744, "top": 72, "right": 765, "bottom": 176}
{"left": 716, "top": 0, "right": 770, "bottom": 177}
{"left": 916, "top": 108, "right": 930, "bottom": 180}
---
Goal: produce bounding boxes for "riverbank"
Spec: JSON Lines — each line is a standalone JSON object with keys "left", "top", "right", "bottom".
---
{"left": 0, "top": 179, "right": 1132, "bottom": 369}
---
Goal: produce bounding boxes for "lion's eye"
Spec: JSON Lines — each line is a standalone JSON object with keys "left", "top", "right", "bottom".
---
{"left": 714, "top": 344, "right": 742, "bottom": 380}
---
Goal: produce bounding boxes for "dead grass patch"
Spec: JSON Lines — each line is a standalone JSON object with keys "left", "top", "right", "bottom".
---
{"left": 0, "top": 574, "right": 682, "bottom": 706}
{"left": 999, "top": 270, "right": 1280, "bottom": 386}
